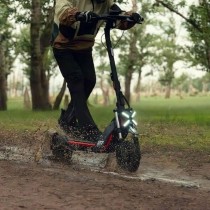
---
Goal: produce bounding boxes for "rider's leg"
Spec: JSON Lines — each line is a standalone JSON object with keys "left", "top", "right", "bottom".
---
{"left": 74, "top": 50, "right": 96, "bottom": 100}
{"left": 58, "top": 51, "right": 96, "bottom": 132}
{"left": 73, "top": 50, "right": 103, "bottom": 141}
{"left": 58, "top": 101, "right": 77, "bottom": 133}
{"left": 55, "top": 49, "right": 96, "bottom": 132}
{"left": 53, "top": 48, "right": 100, "bottom": 140}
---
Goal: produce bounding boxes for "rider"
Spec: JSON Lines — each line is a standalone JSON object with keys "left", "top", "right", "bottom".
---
{"left": 52, "top": 0, "right": 141, "bottom": 142}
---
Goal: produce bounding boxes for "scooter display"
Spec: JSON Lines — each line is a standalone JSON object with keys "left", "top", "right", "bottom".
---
{"left": 50, "top": 11, "right": 144, "bottom": 172}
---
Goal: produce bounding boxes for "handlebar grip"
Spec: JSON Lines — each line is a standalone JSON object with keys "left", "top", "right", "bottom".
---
{"left": 129, "top": 13, "right": 144, "bottom": 24}
{"left": 75, "top": 11, "right": 99, "bottom": 22}
{"left": 75, "top": 13, "right": 86, "bottom": 22}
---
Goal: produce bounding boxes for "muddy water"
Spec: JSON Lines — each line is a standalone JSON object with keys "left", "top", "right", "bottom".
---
{"left": 0, "top": 146, "right": 34, "bottom": 162}
{"left": 0, "top": 146, "right": 210, "bottom": 190}
{"left": 101, "top": 155, "right": 209, "bottom": 189}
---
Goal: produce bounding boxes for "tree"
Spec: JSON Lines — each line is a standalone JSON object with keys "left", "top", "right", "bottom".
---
{"left": 0, "top": 0, "right": 16, "bottom": 110}
{"left": 172, "top": 73, "right": 189, "bottom": 99}
{"left": 0, "top": 36, "right": 7, "bottom": 110}
{"left": 154, "top": 0, "right": 210, "bottom": 72}
{"left": 155, "top": 15, "right": 184, "bottom": 99}
{"left": 200, "top": 72, "right": 210, "bottom": 93}
{"left": 94, "top": 38, "right": 113, "bottom": 106}
{"left": 30, "top": 0, "right": 54, "bottom": 110}
{"left": 186, "top": 1, "right": 210, "bottom": 72}
{"left": 13, "top": 0, "right": 55, "bottom": 110}
{"left": 117, "top": 0, "right": 153, "bottom": 103}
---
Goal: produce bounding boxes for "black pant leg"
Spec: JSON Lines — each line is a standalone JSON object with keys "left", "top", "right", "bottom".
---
{"left": 74, "top": 50, "right": 96, "bottom": 100}
{"left": 53, "top": 48, "right": 98, "bottom": 129}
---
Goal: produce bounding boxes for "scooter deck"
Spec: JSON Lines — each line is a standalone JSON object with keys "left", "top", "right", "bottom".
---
{"left": 49, "top": 128, "right": 113, "bottom": 153}
{"left": 67, "top": 139, "right": 97, "bottom": 148}
{"left": 68, "top": 133, "right": 114, "bottom": 151}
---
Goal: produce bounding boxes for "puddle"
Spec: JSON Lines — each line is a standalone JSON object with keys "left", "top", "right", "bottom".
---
{"left": 0, "top": 146, "right": 210, "bottom": 190}
{"left": 0, "top": 146, "right": 51, "bottom": 166}
{"left": 0, "top": 146, "right": 34, "bottom": 162}
{"left": 94, "top": 155, "right": 210, "bottom": 190}
{"left": 71, "top": 151, "right": 108, "bottom": 169}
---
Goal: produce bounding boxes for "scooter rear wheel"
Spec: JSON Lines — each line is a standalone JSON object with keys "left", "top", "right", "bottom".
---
{"left": 52, "top": 147, "right": 73, "bottom": 161}
{"left": 116, "top": 138, "right": 141, "bottom": 172}
{"left": 51, "top": 133, "right": 73, "bottom": 162}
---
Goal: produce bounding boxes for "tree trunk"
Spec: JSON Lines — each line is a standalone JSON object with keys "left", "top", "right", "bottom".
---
{"left": 134, "top": 70, "right": 142, "bottom": 102}
{"left": 125, "top": 32, "right": 138, "bottom": 103}
{"left": 124, "top": 0, "right": 138, "bottom": 103}
{"left": 40, "top": 5, "right": 55, "bottom": 104}
{"left": 207, "top": 47, "right": 210, "bottom": 71}
{"left": 30, "top": 0, "right": 51, "bottom": 110}
{"left": 53, "top": 79, "right": 66, "bottom": 110}
{"left": 63, "top": 94, "right": 69, "bottom": 110}
{"left": 165, "top": 84, "right": 171, "bottom": 99}
{"left": 24, "top": 87, "right": 31, "bottom": 109}
{"left": 202, "top": 83, "right": 208, "bottom": 95}
{"left": 124, "top": 70, "right": 132, "bottom": 103}
{"left": 100, "top": 77, "right": 110, "bottom": 106}
{"left": 0, "top": 42, "right": 7, "bottom": 110}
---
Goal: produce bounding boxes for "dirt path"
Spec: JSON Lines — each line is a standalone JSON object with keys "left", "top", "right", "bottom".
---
{"left": 0, "top": 130, "right": 210, "bottom": 210}
{"left": 1, "top": 153, "right": 210, "bottom": 210}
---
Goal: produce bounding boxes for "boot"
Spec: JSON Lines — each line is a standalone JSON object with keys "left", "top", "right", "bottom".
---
{"left": 58, "top": 108, "right": 79, "bottom": 137}
{"left": 80, "top": 125, "right": 103, "bottom": 142}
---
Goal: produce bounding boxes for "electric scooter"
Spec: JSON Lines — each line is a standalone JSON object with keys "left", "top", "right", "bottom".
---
{"left": 50, "top": 11, "right": 144, "bottom": 172}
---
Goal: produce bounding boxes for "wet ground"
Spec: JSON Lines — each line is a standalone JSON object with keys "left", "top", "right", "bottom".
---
{"left": 1, "top": 145, "right": 210, "bottom": 190}
{"left": 0, "top": 142, "right": 210, "bottom": 210}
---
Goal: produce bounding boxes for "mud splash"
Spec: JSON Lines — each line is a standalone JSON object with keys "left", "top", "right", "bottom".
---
{"left": 0, "top": 146, "right": 210, "bottom": 190}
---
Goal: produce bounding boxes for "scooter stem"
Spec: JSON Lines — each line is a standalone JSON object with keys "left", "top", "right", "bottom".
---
{"left": 104, "top": 22, "right": 125, "bottom": 110}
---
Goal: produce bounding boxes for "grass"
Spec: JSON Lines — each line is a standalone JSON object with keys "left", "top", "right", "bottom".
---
{"left": 1, "top": 95, "right": 210, "bottom": 153}
{"left": 133, "top": 96, "right": 210, "bottom": 153}
{"left": 134, "top": 96, "right": 210, "bottom": 125}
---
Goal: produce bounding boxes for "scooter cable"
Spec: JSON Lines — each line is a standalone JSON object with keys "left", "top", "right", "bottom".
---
{"left": 100, "top": 29, "right": 125, "bottom": 50}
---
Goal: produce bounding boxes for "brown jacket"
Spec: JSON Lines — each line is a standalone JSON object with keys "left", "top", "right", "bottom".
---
{"left": 52, "top": 0, "right": 113, "bottom": 50}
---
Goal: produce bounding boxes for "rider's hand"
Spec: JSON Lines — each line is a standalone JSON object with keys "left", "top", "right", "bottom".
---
{"left": 130, "top": 13, "right": 144, "bottom": 24}
{"left": 117, "top": 11, "right": 142, "bottom": 30}
{"left": 75, "top": 11, "right": 99, "bottom": 22}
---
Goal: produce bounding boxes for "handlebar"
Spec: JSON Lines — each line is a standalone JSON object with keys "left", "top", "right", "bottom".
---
{"left": 76, "top": 13, "right": 144, "bottom": 24}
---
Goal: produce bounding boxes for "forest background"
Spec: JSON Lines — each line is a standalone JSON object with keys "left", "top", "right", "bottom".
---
{"left": 0, "top": 0, "right": 209, "bottom": 111}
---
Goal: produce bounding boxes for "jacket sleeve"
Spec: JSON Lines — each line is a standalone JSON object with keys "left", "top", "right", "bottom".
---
{"left": 55, "top": 0, "right": 79, "bottom": 26}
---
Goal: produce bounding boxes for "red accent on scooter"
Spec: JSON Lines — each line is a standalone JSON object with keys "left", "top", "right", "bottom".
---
{"left": 67, "top": 140, "right": 96, "bottom": 147}
{"left": 104, "top": 134, "right": 113, "bottom": 149}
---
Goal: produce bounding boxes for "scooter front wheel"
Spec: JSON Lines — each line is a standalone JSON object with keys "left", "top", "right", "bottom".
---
{"left": 116, "top": 137, "right": 141, "bottom": 172}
